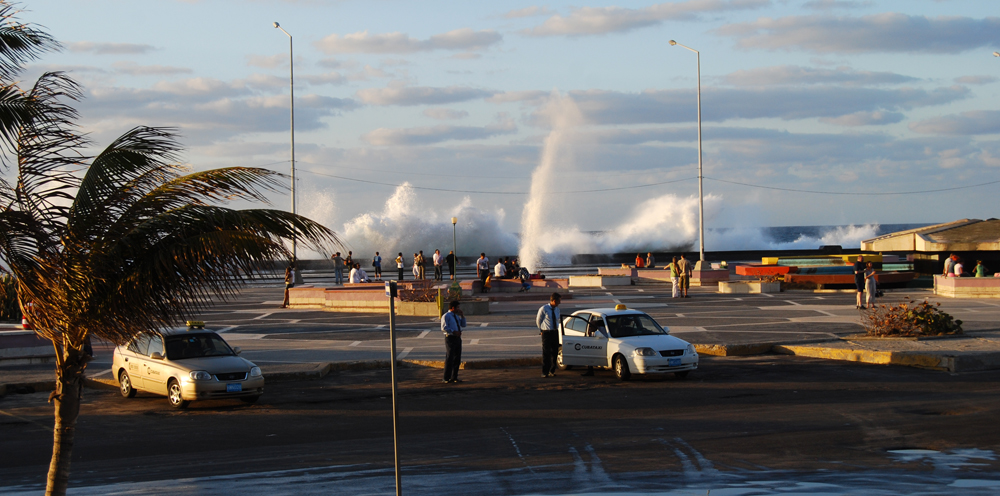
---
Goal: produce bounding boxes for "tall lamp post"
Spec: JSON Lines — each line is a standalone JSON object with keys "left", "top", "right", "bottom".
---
{"left": 994, "top": 52, "right": 1000, "bottom": 57}
{"left": 451, "top": 217, "right": 458, "bottom": 279}
{"left": 274, "top": 22, "right": 297, "bottom": 263}
{"left": 669, "top": 39, "right": 705, "bottom": 263}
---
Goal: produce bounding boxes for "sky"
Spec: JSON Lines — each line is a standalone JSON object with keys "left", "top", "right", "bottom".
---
{"left": 10, "top": 0, "right": 1000, "bottom": 258}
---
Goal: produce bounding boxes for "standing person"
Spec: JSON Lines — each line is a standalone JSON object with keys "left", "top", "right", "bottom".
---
{"left": 863, "top": 262, "right": 878, "bottom": 309}
{"left": 416, "top": 250, "right": 426, "bottom": 280}
{"left": 975, "top": 260, "right": 986, "bottom": 277}
{"left": 433, "top": 249, "right": 443, "bottom": 281}
{"left": 396, "top": 252, "right": 405, "bottom": 280}
{"left": 536, "top": 293, "right": 562, "bottom": 378}
{"left": 344, "top": 251, "right": 353, "bottom": 269}
{"left": 446, "top": 250, "right": 457, "bottom": 280}
{"left": 646, "top": 252, "right": 655, "bottom": 269}
{"left": 441, "top": 300, "right": 466, "bottom": 383}
{"left": 372, "top": 252, "right": 382, "bottom": 281}
{"left": 281, "top": 265, "right": 294, "bottom": 308}
{"left": 494, "top": 259, "right": 507, "bottom": 279}
{"left": 635, "top": 253, "right": 645, "bottom": 268}
{"left": 476, "top": 253, "right": 489, "bottom": 292}
{"left": 331, "top": 252, "right": 345, "bottom": 285}
{"left": 943, "top": 253, "right": 956, "bottom": 276}
{"left": 412, "top": 253, "right": 420, "bottom": 279}
{"left": 953, "top": 257, "right": 965, "bottom": 277}
{"left": 665, "top": 256, "right": 681, "bottom": 298}
{"left": 853, "top": 255, "right": 865, "bottom": 309}
{"left": 678, "top": 254, "right": 692, "bottom": 298}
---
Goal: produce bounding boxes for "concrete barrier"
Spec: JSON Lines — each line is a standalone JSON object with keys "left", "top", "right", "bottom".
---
{"left": 934, "top": 274, "right": 1000, "bottom": 298}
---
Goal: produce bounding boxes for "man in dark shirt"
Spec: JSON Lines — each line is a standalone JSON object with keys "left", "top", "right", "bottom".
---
{"left": 853, "top": 255, "right": 865, "bottom": 309}
{"left": 446, "top": 251, "right": 457, "bottom": 280}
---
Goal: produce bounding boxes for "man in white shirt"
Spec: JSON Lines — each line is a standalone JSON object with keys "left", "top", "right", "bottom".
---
{"left": 433, "top": 249, "right": 443, "bottom": 281}
{"left": 536, "top": 293, "right": 562, "bottom": 378}
{"left": 349, "top": 263, "right": 361, "bottom": 283}
{"left": 494, "top": 260, "right": 506, "bottom": 279}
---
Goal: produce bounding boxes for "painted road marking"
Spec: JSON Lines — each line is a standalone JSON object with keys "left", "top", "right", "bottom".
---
{"left": 396, "top": 347, "right": 413, "bottom": 359}
{"left": 481, "top": 323, "right": 489, "bottom": 327}
{"left": 216, "top": 326, "right": 238, "bottom": 333}
{"left": 417, "top": 330, "right": 431, "bottom": 338}
{"left": 762, "top": 293, "right": 774, "bottom": 298}
{"left": 638, "top": 289, "right": 645, "bottom": 292}
{"left": 253, "top": 313, "right": 273, "bottom": 320}
{"left": 785, "top": 300, "right": 802, "bottom": 306}
{"left": 349, "top": 341, "right": 361, "bottom": 347}
{"left": 470, "top": 339, "right": 480, "bottom": 345}
{"left": 676, "top": 314, "right": 685, "bottom": 318}
{"left": 288, "top": 319, "right": 301, "bottom": 324}
{"left": 377, "top": 325, "right": 386, "bottom": 328}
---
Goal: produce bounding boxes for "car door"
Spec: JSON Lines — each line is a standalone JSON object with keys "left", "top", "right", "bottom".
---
{"left": 123, "top": 335, "right": 151, "bottom": 390}
{"left": 560, "top": 314, "right": 591, "bottom": 366}
{"left": 577, "top": 315, "right": 611, "bottom": 367}
{"left": 142, "top": 335, "right": 168, "bottom": 394}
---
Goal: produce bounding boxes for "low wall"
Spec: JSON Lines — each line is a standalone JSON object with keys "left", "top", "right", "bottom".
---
{"left": 934, "top": 275, "right": 1000, "bottom": 298}
{"left": 598, "top": 267, "right": 638, "bottom": 278}
{"left": 288, "top": 286, "right": 490, "bottom": 315}
{"left": 0, "top": 330, "right": 54, "bottom": 361}
{"left": 568, "top": 275, "right": 631, "bottom": 287}
{"left": 692, "top": 269, "right": 730, "bottom": 287}
{"left": 461, "top": 278, "right": 570, "bottom": 294}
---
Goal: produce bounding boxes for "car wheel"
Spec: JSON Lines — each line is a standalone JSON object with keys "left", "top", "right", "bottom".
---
{"left": 240, "top": 395, "right": 261, "bottom": 404}
{"left": 119, "top": 370, "right": 136, "bottom": 398}
{"left": 557, "top": 346, "right": 572, "bottom": 370}
{"left": 675, "top": 371, "right": 690, "bottom": 379}
{"left": 613, "top": 354, "right": 631, "bottom": 381}
{"left": 167, "top": 379, "right": 189, "bottom": 409}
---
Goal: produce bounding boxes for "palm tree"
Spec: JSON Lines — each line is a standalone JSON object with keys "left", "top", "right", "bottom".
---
{"left": 0, "top": 5, "right": 339, "bottom": 495}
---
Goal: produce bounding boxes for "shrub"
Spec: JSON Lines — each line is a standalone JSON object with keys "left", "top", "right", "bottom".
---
{"left": 0, "top": 275, "right": 18, "bottom": 321}
{"left": 862, "top": 298, "right": 963, "bottom": 337}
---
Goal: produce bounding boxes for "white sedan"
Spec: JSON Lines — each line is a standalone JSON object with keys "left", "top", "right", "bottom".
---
{"left": 558, "top": 305, "right": 698, "bottom": 380}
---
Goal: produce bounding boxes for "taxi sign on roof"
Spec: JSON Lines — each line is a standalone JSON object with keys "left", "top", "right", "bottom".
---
{"left": 186, "top": 320, "right": 205, "bottom": 329}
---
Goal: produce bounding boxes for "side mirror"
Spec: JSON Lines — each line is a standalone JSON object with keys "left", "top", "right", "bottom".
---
{"left": 150, "top": 352, "right": 164, "bottom": 360}
{"left": 233, "top": 347, "right": 242, "bottom": 355}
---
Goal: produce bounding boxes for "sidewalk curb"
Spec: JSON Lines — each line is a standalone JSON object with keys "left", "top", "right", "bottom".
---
{"left": 772, "top": 345, "right": 968, "bottom": 372}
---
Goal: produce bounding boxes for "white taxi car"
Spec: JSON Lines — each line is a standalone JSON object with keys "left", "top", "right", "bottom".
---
{"left": 558, "top": 305, "right": 698, "bottom": 380}
{"left": 112, "top": 322, "right": 264, "bottom": 408}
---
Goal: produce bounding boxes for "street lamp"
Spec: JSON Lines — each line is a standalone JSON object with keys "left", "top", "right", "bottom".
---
{"left": 274, "top": 22, "right": 297, "bottom": 263}
{"left": 451, "top": 217, "right": 458, "bottom": 280}
{"left": 669, "top": 39, "right": 705, "bottom": 263}
{"left": 994, "top": 52, "right": 1000, "bottom": 57}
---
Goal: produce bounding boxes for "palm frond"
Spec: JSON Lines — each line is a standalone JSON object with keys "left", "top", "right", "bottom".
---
{"left": 0, "top": 3, "right": 60, "bottom": 81}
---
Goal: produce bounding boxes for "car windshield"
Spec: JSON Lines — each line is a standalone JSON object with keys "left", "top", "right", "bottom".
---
{"left": 165, "top": 333, "right": 234, "bottom": 359}
{"left": 605, "top": 315, "right": 666, "bottom": 338}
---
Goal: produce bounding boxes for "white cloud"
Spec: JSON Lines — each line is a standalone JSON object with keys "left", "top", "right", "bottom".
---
{"left": 718, "top": 14, "right": 1000, "bottom": 54}
{"left": 954, "top": 75, "right": 997, "bottom": 85}
{"left": 523, "top": 0, "right": 769, "bottom": 36}
{"left": 503, "top": 6, "right": 554, "bottom": 19}
{"left": 720, "top": 65, "right": 918, "bottom": 86}
{"left": 362, "top": 114, "right": 517, "bottom": 146}
{"left": 357, "top": 85, "right": 495, "bottom": 106}
{"left": 802, "top": 0, "right": 871, "bottom": 10}
{"left": 909, "top": 110, "right": 1000, "bottom": 135}
{"left": 315, "top": 28, "right": 502, "bottom": 54}
{"left": 112, "top": 61, "right": 192, "bottom": 76}
{"left": 67, "top": 41, "right": 157, "bottom": 55}
{"left": 423, "top": 108, "right": 469, "bottom": 120}
{"left": 819, "top": 110, "right": 905, "bottom": 126}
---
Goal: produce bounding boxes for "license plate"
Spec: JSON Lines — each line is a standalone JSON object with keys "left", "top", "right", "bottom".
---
{"left": 226, "top": 383, "right": 242, "bottom": 393}
{"left": 668, "top": 358, "right": 682, "bottom": 367}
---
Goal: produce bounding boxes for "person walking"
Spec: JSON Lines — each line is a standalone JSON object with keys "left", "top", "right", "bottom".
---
{"left": 281, "top": 265, "right": 294, "bottom": 308}
{"left": 476, "top": 253, "right": 489, "bottom": 293}
{"left": 853, "top": 255, "right": 865, "bottom": 309}
{"left": 646, "top": 252, "right": 655, "bottom": 269}
{"left": 536, "top": 293, "right": 562, "bottom": 378}
{"left": 665, "top": 256, "right": 681, "bottom": 298}
{"left": 372, "top": 252, "right": 382, "bottom": 281}
{"left": 863, "top": 262, "right": 878, "bottom": 309}
{"left": 441, "top": 300, "right": 466, "bottom": 383}
{"left": 396, "top": 252, "right": 405, "bottom": 281}
{"left": 446, "top": 250, "right": 457, "bottom": 280}
{"left": 678, "top": 254, "right": 692, "bottom": 298}
{"left": 433, "top": 249, "right": 443, "bottom": 281}
{"left": 331, "top": 252, "right": 345, "bottom": 285}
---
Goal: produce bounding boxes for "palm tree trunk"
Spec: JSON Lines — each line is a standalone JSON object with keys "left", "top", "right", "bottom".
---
{"left": 45, "top": 347, "right": 84, "bottom": 496}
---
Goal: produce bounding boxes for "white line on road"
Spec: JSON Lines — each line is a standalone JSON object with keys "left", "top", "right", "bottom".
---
{"left": 734, "top": 298, "right": 743, "bottom": 301}
{"left": 470, "top": 339, "right": 480, "bottom": 345}
{"left": 349, "top": 341, "right": 361, "bottom": 347}
{"left": 638, "top": 289, "right": 645, "bottom": 292}
{"left": 601, "top": 286, "right": 607, "bottom": 290}
{"left": 288, "top": 319, "right": 301, "bottom": 324}
{"left": 377, "top": 325, "right": 386, "bottom": 328}
{"left": 481, "top": 323, "right": 489, "bottom": 327}
{"left": 216, "top": 326, "right": 238, "bottom": 334}
{"left": 676, "top": 314, "right": 685, "bottom": 318}
{"left": 784, "top": 300, "right": 801, "bottom": 306}
{"left": 253, "top": 313, "right": 273, "bottom": 320}
{"left": 417, "top": 330, "right": 431, "bottom": 338}
{"left": 815, "top": 310, "right": 836, "bottom": 317}
{"left": 762, "top": 293, "right": 774, "bottom": 298}
{"left": 396, "top": 347, "right": 413, "bottom": 359}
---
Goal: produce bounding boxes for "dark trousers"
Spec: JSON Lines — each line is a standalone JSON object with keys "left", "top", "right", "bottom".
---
{"left": 541, "top": 331, "right": 559, "bottom": 374}
{"left": 434, "top": 265, "right": 442, "bottom": 280}
{"left": 479, "top": 270, "right": 488, "bottom": 291}
{"left": 398, "top": 268, "right": 404, "bottom": 280}
{"left": 444, "top": 335, "right": 462, "bottom": 381}
{"left": 374, "top": 266, "right": 381, "bottom": 278}
{"left": 448, "top": 263, "right": 455, "bottom": 278}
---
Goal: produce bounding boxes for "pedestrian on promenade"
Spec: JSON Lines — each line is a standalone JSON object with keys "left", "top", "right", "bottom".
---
{"left": 646, "top": 252, "right": 655, "bottom": 269}
{"left": 412, "top": 253, "right": 420, "bottom": 279}
{"left": 396, "top": 253, "right": 405, "bottom": 280}
{"left": 953, "top": 257, "right": 965, "bottom": 277}
{"left": 518, "top": 265, "right": 531, "bottom": 292}
{"left": 665, "top": 256, "right": 681, "bottom": 298}
{"left": 635, "top": 253, "right": 645, "bottom": 268}
{"left": 975, "top": 260, "right": 986, "bottom": 277}
{"left": 494, "top": 259, "right": 507, "bottom": 279}
{"left": 433, "top": 249, "right": 443, "bottom": 281}
{"left": 372, "top": 252, "right": 382, "bottom": 281}
{"left": 853, "top": 255, "right": 865, "bottom": 309}
{"left": 678, "top": 254, "right": 692, "bottom": 298}
{"left": 476, "top": 253, "right": 489, "bottom": 292}
{"left": 345, "top": 251, "right": 353, "bottom": 269}
{"left": 441, "top": 300, "right": 466, "bottom": 383}
{"left": 281, "top": 265, "right": 294, "bottom": 308}
{"left": 331, "top": 252, "right": 345, "bottom": 285}
{"left": 446, "top": 250, "right": 457, "bottom": 280}
{"left": 536, "top": 293, "right": 562, "bottom": 378}
{"left": 863, "top": 262, "right": 877, "bottom": 309}
{"left": 349, "top": 262, "right": 361, "bottom": 284}
{"left": 943, "top": 253, "right": 956, "bottom": 276}
{"left": 417, "top": 251, "right": 426, "bottom": 280}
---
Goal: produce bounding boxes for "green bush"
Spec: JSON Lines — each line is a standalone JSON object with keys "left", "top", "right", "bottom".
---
{"left": 862, "top": 297, "right": 962, "bottom": 337}
{"left": 0, "top": 275, "right": 18, "bottom": 321}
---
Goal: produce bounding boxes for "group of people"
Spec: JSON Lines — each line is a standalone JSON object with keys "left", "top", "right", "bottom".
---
{"left": 440, "top": 292, "right": 567, "bottom": 383}
{"left": 330, "top": 251, "right": 377, "bottom": 284}
{"left": 853, "top": 255, "right": 880, "bottom": 309}
{"left": 661, "top": 254, "right": 693, "bottom": 298}
{"left": 476, "top": 254, "right": 532, "bottom": 293}
{"left": 635, "top": 252, "right": 655, "bottom": 268}
{"left": 943, "top": 254, "right": 989, "bottom": 278}
{"left": 331, "top": 249, "right": 459, "bottom": 284}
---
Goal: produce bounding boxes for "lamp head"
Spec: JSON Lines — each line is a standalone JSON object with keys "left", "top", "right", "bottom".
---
{"left": 669, "top": 40, "right": 677, "bottom": 46}
{"left": 451, "top": 217, "right": 458, "bottom": 225}
{"left": 995, "top": 51, "right": 1000, "bottom": 57}
{"left": 273, "top": 22, "right": 280, "bottom": 28}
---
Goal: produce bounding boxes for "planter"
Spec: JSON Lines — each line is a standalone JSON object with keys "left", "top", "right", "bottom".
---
{"left": 718, "top": 281, "right": 780, "bottom": 294}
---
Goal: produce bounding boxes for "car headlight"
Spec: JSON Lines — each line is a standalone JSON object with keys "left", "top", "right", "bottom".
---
{"left": 686, "top": 344, "right": 697, "bottom": 355}
{"left": 634, "top": 347, "right": 657, "bottom": 357}
{"left": 189, "top": 370, "right": 212, "bottom": 381}
{"left": 249, "top": 366, "right": 262, "bottom": 377}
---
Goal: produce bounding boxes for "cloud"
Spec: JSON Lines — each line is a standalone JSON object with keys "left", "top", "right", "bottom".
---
{"left": 954, "top": 75, "right": 997, "bottom": 85}
{"left": 247, "top": 54, "right": 290, "bottom": 69}
{"left": 909, "top": 110, "right": 1000, "bottom": 135}
{"left": 503, "top": 6, "right": 554, "bottom": 18}
{"left": 301, "top": 71, "right": 346, "bottom": 86}
{"left": 423, "top": 108, "right": 469, "bottom": 120}
{"left": 523, "top": 0, "right": 769, "bottom": 36}
{"left": 362, "top": 114, "right": 517, "bottom": 145}
{"left": 819, "top": 110, "right": 905, "bottom": 126}
{"left": 357, "top": 85, "right": 495, "bottom": 106}
{"left": 67, "top": 41, "right": 157, "bottom": 55}
{"left": 486, "top": 90, "right": 550, "bottom": 104}
{"left": 315, "top": 28, "right": 502, "bottom": 54}
{"left": 720, "top": 65, "right": 918, "bottom": 86}
{"left": 718, "top": 14, "right": 1000, "bottom": 54}
{"left": 112, "top": 61, "right": 192, "bottom": 76}
{"left": 802, "top": 0, "right": 871, "bottom": 10}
